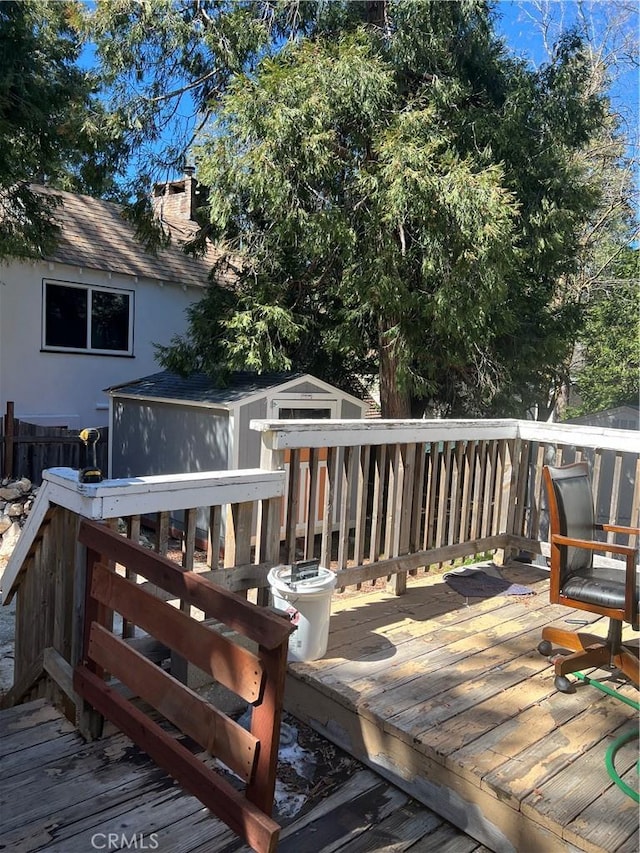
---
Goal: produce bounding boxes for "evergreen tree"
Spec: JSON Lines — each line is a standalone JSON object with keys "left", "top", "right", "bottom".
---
{"left": 568, "top": 247, "right": 639, "bottom": 416}
{"left": 92, "top": 0, "right": 606, "bottom": 416}
{"left": 0, "top": 1, "right": 127, "bottom": 258}
{"left": 510, "top": 0, "right": 638, "bottom": 419}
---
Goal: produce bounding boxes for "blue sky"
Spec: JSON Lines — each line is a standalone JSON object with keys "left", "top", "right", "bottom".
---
{"left": 85, "top": 1, "right": 638, "bottom": 182}
{"left": 496, "top": 0, "right": 639, "bottom": 139}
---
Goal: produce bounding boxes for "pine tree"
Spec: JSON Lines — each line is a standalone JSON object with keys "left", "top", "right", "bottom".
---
{"left": 92, "top": 1, "right": 607, "bottom": 416}
{"left": 0, "top": 1, "right": 126, "bottom": 258}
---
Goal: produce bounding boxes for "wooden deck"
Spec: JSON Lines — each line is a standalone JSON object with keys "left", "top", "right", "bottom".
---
{"left": 0, "top": 698, "right": 487, "bottom": 852}
{"left": 284, "top": 562, "right": 640, "bottom": 853}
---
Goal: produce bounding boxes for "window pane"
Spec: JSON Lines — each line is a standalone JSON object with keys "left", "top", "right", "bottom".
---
{"left": 91, "top": 290, "right": 130, "bottom": 351}
{"left": 45, "top": 284, "right": 87, "bottom": 348}
{"left": 278, "top": 408, "right": 333, "bottom": 419}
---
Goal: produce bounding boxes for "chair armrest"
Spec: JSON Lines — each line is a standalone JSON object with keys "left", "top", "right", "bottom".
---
{"left": 551, "top": 533, "right": 638, "bottom": 625}
{"left": 551, "top": 533, "right": 637, "bottom": 558}
{"left": 599, "top": 523, "right": 640, "bottom": 538}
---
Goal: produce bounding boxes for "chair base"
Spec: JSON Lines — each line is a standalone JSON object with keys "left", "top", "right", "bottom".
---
{"left": 539, "top": 621, "right": 640, "bottom": 692}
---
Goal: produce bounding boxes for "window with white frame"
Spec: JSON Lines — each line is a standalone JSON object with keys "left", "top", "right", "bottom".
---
{"left": 42, "top": 280, "right": 134, "bottom": 355}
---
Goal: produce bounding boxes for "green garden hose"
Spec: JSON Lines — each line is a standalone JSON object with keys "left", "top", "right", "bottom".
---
{"left": 574, "top": 671, "right": 639, "bottom": 803}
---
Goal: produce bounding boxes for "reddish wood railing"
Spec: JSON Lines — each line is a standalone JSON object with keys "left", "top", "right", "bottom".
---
{"left": 74, "top": 519, "right": 293, "bottom": 853}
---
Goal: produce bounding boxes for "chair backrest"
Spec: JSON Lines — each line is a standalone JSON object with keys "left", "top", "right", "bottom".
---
{"left": 543, "top": 462, "right": 595, "bottom": 578}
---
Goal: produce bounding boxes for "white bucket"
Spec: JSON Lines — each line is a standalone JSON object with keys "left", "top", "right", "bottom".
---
{"left": 267, "top": 565, "right": 337, "bottom": 661}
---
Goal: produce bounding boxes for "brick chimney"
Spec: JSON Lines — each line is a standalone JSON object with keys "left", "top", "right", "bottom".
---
{"left": 152, "top": 167, "right": 199, "bottom": 222}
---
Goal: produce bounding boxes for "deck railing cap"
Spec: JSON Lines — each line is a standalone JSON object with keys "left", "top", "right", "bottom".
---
{"left": 251, "top": 417, "right": 639, "bottom": 453}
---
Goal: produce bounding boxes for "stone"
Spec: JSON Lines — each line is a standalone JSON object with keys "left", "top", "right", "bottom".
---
{"left": 14, "top": 478, "right": 32, "bottom": 494}
{"left": 0, "top": 515, "right": 11, "bottom": 535}
{"left": 0, "top": 488, "right": 20, "bottom": 501}
{"left": 7, "top": 503, "right": 24, "bottom": 517}
{"left": 0, "top": 522, "right": 21, "bottom": 558}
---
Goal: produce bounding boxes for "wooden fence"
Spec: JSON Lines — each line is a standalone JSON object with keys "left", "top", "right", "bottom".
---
{"left": 1, "top": 402, "right": 108, "bottom": 483}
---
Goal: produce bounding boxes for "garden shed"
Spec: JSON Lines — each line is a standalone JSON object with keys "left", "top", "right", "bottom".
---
{"left": 106, "top": 370, "right": 367, "bottom": 548}
{"left": 106, "top": 369, "right": 367, "bottom": 479}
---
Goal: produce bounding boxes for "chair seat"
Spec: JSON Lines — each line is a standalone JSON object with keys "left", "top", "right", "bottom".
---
{"left": 562, "top": 567, "right": 640, "bottom": 611}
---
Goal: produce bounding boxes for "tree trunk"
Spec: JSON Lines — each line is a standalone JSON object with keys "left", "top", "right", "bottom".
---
{"left": 378, "top": 318, "right": 411, "bottom": 418}
{"left": 364, "top": 1, "right": 388, "bottom": 29}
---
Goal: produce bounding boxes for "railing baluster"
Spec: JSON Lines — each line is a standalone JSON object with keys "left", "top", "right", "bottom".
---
{"left": 606, "top": 452, "right": 623, "bottom": 556}
{"left": 448, "top": 441, "right": 463, "bottom": 551}
{"left": 513, "top": 438, "right": 529, "bottom": 541}
{"left": 410, "top": 442, "right": 426, "bottom": 560}
{"left": 337, "top": 445, "right": 354, "bottom": 573}
{"left": 459, "top": 440, "right": 474, "bottom": 544}
{"left": 423, "top": 441, "right": 437, "bottom": 551}
{"left": 353, "top": 445, "right": 371, "bottom": 585}
{"left": 155, "top": 511, "right": 169, "bottom": 556}
{"left": 369, "top": 444, "right": 386, "bottom": 565}
{"left": 481, "top": 440, "right": 497, "bottom": 539}
{"left": 320, "top": 446, "right": 337, "bottom": 570}
{"left": 492, "top": 440, "right": 506, "bottom": 538}
{"left": 207, "top": 505, "right": 222, "bottom": 568}
{"left": 470, "top": 440, "right": 485, "bottom": 542}
{"left": 384, "top": 443, "right": 400, "bottom": 561}
{"left": 435, "top": 441, "right": 452, "bottom": 552}
{"left": 284, "top": 449, "right": 301, "bottom": 564}
{"left": 401, "top": 442, "right": 416, "bottom": 569}
{"left": 303, "top": 447, "right": 320, "bottom": 560}
{"left": 388, "top": 443, "right": 410, "bottom": 595}
{"left": 122, "top": 515, "right": 141, "bottom": 639}
{"left": 592, "top": 449, "right": 603, "bottom": 529}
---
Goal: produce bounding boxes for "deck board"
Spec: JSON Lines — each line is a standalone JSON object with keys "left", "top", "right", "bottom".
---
{"left": 0, "top": 701, "right": 482, "bottom": 853}
{"left": 285, "top": 563, "right": 639, "bottom": 853}
{"left": 2, "top": 562, "right": 637, "bottom": 852}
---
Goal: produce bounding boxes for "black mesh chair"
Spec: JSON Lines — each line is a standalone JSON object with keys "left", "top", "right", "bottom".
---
{"left": 538, "top": 462, "right": 639, "bottom": 693}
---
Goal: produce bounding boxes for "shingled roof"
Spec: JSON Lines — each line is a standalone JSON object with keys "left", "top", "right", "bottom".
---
{"left": 32, "top": 184, "right": 231, "bottom": 290}
{"left": 106, "top": 369, "right": 307, "bottom": 406}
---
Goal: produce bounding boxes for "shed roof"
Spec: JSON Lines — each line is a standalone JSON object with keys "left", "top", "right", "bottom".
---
{"left": 106, "top": 370, "right": 311, "bottom": 407}
{"left": 33, "top": 184, "right": 231, "bottom": 289}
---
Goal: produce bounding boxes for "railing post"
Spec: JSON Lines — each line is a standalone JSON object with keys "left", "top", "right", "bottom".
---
{"left": 256, "top": 431, "right": 285, "bottom": 607}
{"left": 3, "top": 400, "right": 14, "bottom": 479}
{"left": 247, "top": 639, "right": 289, "bottom": 815}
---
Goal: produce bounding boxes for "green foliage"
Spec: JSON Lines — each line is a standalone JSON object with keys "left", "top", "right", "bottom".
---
{"left": 93, "top": 0, "right": 608, "bottom": 416}
{"left": 567, "top": 248, "right": 639, "bottom": 416}
{"left": 0, "top": 1, "right": 128, "bottom": 259}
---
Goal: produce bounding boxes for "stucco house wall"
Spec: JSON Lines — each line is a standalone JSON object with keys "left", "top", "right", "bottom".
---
{"left": 0, "top": 258, "right": 202, "bottom": 429}
{"left": 0, "top": 178, "right": 227, "bottom": 430}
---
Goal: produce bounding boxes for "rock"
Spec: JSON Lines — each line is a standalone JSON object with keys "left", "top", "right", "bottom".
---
{"left": 0, "top": 479, "right": 40, "bottom": 561}
{"left": 0, "top": 522, "right": 21, "bottom": 558}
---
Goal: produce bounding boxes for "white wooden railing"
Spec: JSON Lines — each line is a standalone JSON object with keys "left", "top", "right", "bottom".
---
{"left": 253, "top": 418, "right": 639, "bottom": 592}
{"left": 0, "top": 467, "right": 286, "bottom": 709}
{"left": 1, "top": 418, "right": 636, "bottom": 707}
